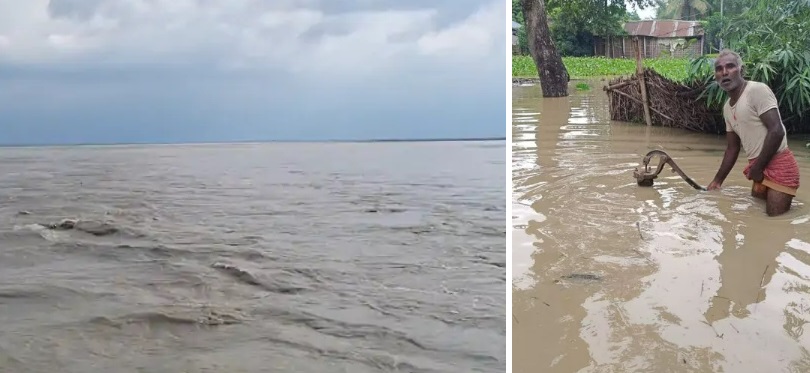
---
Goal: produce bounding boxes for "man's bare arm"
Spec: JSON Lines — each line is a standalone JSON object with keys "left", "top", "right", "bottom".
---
{"left": 711, "top": 131, "right": 741, "bottom": 186}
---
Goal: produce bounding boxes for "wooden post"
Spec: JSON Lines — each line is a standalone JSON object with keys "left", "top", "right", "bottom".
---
{"left": 643, "top": 37, "right": 647, "bottom": 57}
{"left": 622, "top": 38, "right": 625, "bottom": 58}
{"left": 633, "top": 37, "right": 653, "bottom": 126}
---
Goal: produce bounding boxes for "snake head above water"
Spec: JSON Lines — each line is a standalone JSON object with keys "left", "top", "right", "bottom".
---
{"left": 641, "top": 149, "right": 670, "bottom": 167}
{"left": 635, "top": 150, "right": 706, "bottom": 191}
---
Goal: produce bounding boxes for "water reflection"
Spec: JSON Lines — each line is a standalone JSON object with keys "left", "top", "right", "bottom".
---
{"left": 512, "top": 80, "right": 810, "bottom": 372}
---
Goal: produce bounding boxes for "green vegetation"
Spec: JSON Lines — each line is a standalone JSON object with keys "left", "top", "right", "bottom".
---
{"left": 512, "top": 0, "right": 810, "bottom": 131}
{"left": 512, "top": 0, "right": 649, "bottom": 57}
{"left": 511, "top": 1, "right": 749, "bottom": 61}
{"left": 575, "top": 83, "right": 591, "bottom": 91}
{"left": 654, "top": 0, "right": 709, "bottom": 20}
{"left": 683, "top": 0, "right": 810, "bottom": 132}
{"left": 513, "top": 56, "right": 692, "bottom": 82}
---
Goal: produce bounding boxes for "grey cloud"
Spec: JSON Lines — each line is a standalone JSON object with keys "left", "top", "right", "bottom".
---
{"left": 5, "top": 0, "right": 503, "bottom": 75}
{"left": 0, "top": 0, "right": 504, "bottom": 145}
{"left": 47, "top": 0, "right": 106, "bottom": 21}
{"left": 296, "top": 10, "right": 427, "bottom": 45}
{"left": 44, "top": 0, "right": 492, "bottom": 30}
{"left": 312, "top": 0, "right": 491, "bottom": 26}
{"left": 45, "top": 0, "right": 491, "bottom": 21}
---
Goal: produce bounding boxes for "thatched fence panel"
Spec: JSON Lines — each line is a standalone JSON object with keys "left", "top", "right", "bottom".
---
{"left": 604, "top": 40, "right": 724, "bottom": 134}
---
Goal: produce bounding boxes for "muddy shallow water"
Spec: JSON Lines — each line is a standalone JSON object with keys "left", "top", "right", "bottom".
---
{"left": 512, "top": 80, "right": 810, "bottom": 373}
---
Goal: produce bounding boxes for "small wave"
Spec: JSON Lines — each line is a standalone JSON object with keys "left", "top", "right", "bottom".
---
{"left": 256, "top": 335, "right": 327, "bottom": 355}
{"left": 0, "top": 285, "right": 90, "bottom": 303}
{"left": 386, "top": 225, "right": 437, "bottom": 235}
{"left": 232, "top": 249, "right": 272, "bottom": 261}
{"left": 0, "top": 289, "right": 47, "bottom": 300}
{"left": 264, "top": 308, "right": 428, "bottom": 351}
{"left": 319, "top": 350, "right": 429, "bottom": 372}
{"left": 114, "top": 244, "right": 187, "bottom": 259}
{"left": 8, "top": 224, "right": 54, "bottom": 241}
{"left": 472, "top": 226, "right": 507, "bottom": 237}
{"left": 255, "top": 335, "right": 435, "bottom": 372}
{"left": 44, "top": 242, "right": 183, "bottom": 265}
{"left": 364, "top": 207, "right": 407, "bottom": 213}
{"left": 88, "top": 309, "right": 245, "bottom": 328}
{"left": 306, "top": 318, "right": 426, "bottom": 350}
{"left": 472, "top": 255, "right": 505, "bottom": 268}
{"left": 282, "top": 268, "right": 325, "bottom": 284}
{"left": 13, "top": 218, "right": 152, "bottom": 246}
{"left": 41, "top": 219, "right": 119, "bottom": 236}
{"left": 212, "top": 262, "right": 262, "bottom": 285}
{"left": 15, "top": 218, "right": 137, "bottom": 239}
{"left": 211, "top": 262, "right": 308, "bottom": 294}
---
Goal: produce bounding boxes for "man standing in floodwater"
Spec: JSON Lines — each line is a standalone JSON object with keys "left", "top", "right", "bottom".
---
{"left": 706, "top": 49, "right": 800, "bottom": 216}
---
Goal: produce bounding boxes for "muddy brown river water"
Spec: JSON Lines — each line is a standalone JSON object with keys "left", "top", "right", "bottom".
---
{"left": 0, "top": 140, "right": 505, "bottom": 373}
{"left": 512, "top": 80, "right": 810, "bottom": 373}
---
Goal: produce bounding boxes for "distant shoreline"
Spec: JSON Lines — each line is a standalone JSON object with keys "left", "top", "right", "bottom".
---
{"left": 0, "top": 137, "right": 506, "bottom": 148}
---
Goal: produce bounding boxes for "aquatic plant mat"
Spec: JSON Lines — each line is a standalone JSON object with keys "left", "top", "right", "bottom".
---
{"left": 604, "top": 68, "right": 724, "bottom": 134}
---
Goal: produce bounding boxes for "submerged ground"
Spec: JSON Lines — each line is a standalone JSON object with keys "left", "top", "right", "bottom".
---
{"left": 512, "top": 80, "right": 810, "bottom": 372}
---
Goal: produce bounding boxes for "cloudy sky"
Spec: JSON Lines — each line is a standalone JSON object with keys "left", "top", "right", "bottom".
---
{"left": 0, "top": 0, "right": 507, "bottom": 145}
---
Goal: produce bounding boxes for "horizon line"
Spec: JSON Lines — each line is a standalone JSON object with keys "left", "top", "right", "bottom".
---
{"left": 0, "top": 137, "right": 507, "bottom": 148}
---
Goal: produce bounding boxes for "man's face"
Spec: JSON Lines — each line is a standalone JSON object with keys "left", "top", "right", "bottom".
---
{"left": 714, "top": 55, "right": 744, "bottom": 92}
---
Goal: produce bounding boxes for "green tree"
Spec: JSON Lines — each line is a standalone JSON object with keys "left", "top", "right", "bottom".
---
{"left": 700, "top": 0, "right": 752, "bottom": 53}
{"left": 655, "top": 0, "right": 710, "bottom": 20}
{"left": 687, "top": 0, "right": 810, "bottom": 132}
{"left": 547, "top": 0, "right": 631, "bottom": 56}
{"left": 513, "top": 0, "right": 646, "bottom": 57}
{"left": 518, "top": 0, "right": 656, "bottom": 96}
{"left": 519, "top": 0, "right": 570, "bottom": 97}
{"left": 512, "top": 0, "right": 529, "bottom": 55}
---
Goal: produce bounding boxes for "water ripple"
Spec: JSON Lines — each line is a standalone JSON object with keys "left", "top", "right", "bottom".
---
{"left": 0, "top": 141, "right": 505, "bottom": 373}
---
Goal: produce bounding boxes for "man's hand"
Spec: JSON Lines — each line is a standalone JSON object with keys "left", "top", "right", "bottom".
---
{"left": 748, "top": 166, "right": 764, "bottom": 183}
{"left": 707, "top": 179, "right": 722, "bottom": 190}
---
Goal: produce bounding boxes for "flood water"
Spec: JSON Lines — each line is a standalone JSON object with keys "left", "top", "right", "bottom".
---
{"left": 512, "top": 81, "right": 810, "bottom": 372}
{"left": 0, "top": 140, "right": 506, "bottom": 373}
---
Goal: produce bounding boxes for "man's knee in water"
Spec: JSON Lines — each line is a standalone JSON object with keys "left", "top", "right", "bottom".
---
{"left": 765, "top": 188, "right": 793, "bottom": 216}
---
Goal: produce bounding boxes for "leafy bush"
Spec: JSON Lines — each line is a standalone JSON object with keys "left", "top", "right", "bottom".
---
{"left": 512, "top": 56, "right": 691, "bottom": 82}
{"left": 684, "top": 0, "right": 810, "bottom": 132}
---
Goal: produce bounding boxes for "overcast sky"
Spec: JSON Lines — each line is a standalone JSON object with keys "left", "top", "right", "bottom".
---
{"left": 633, "top": 4, "right": 656, "bottom": 19}
{"left": 0, "top": 0, "right": 507, "bottom": 145}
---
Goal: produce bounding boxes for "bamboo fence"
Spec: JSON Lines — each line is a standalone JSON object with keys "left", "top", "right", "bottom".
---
{"left": 604, "top": 38, "right": 724, "bottom": 134}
